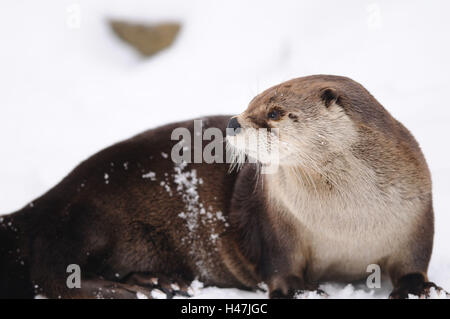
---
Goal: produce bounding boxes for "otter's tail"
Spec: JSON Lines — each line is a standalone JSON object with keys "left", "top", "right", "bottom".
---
{"left": 0, "top": 212, "right": 34, "bottom": 298}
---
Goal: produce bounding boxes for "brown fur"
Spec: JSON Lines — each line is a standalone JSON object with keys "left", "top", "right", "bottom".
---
{"left": 227, "top": 75, "right": 443, "bottom": 298}
{"left": 0, "top": 75, "right": 444, "bottom": 299}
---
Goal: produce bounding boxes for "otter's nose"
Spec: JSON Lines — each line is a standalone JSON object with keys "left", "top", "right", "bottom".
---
{"left": 227, "top": 117, "right": 242, "bottom": 136}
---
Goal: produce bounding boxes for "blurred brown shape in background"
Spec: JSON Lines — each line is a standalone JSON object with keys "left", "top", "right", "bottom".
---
{"left": 110, "top": 20, "right": 181, "bottom": 57}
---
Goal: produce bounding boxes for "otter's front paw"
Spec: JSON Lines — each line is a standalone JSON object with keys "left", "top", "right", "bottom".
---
{"left": 390, "top": 274, "right": 448, "bottom": 299}
{"left": 269, "top": 288, "right": 295, "bottom": 299}
{"left": 268, "top": 275, "right": 328, "bottom": 299}
{"left": 269, "top": 288, "right": 328, "bottom": 299}
{"left": 268, "top": 275, "right": 303, "bottom": 299}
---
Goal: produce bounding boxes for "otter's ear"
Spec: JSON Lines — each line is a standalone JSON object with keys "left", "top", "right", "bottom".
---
{"left": 320, "top": 87, "right": 339, "bottom": 108}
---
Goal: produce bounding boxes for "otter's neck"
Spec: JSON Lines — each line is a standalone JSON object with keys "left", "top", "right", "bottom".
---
{"left": 263, "top": 155, "right": 379, "bottom": 222}
{"left": 265, "top": 165, "right": 336, "bottom": 196}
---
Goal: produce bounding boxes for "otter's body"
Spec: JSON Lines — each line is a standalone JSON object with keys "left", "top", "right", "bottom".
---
{"left": 0, "top": 75, "right": 443, "bottom": 299}
{"left": 0, "top": 116, "right": 244, "bottom": 298}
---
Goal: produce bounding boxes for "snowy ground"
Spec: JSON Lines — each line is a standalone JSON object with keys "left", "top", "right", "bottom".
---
{"left": 0, "top": 0, "right": 449, "bottom": 298}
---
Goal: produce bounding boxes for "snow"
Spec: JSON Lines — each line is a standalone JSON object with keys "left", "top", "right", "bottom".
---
{"left": 149, "top": 290, "right": 165, "bottom": 299}
{"left": 142, "top": 171, "right": 156, "bottom": 180}
{"left": 172, "top": 162, "right": 229, "bottom": 279}
{"left": 1, "top": 0, "right": 449, "bottom": 298}
{"left": 180, "top": 280, "right": 267, "bottom": 299}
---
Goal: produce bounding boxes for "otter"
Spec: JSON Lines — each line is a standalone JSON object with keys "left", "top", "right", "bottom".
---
{"left": 0, "top": 75, "right": 446, "bottom": 299}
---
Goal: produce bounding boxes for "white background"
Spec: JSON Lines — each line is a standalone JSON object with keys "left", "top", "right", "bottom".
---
{"left": 0, "top": 0, "right": 449, "bottom": 298}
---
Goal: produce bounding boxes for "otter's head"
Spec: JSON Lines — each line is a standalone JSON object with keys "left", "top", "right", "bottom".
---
{"left": 226, "top": 76, "right": 359, "bottom": 170}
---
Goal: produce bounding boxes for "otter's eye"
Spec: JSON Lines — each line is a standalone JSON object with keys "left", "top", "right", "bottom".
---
{"left": 268, "top": 110, "right": 280, "bottom": 120}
